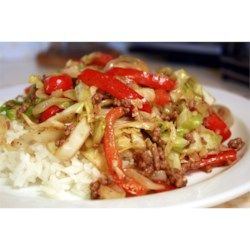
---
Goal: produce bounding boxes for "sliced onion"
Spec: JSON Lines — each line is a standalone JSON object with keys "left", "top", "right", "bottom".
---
{"left": 36, "top": 88, "right": 49, "bottom": 99}
{"left": 63, "top": 89, "right": 77, "bottom": 101}
{"left": 22, "top": 113, "right": 65, "bottom": 130}
{"left": 62, "top": 60, "right": 82, "bottom": 78}
{"left": 51, "top": 89, "right": 63, "bottom": 97}
{"left": 81, "top": 52, "right": 102, "bottom": 65}
{"left": 134, "top": 87, "right": 155, "bottom": 102}
{"left": 98, "top": 184, "right": 126, "bottom": 199}
{"left": 56, "top": 116, "right": 90, "bottom": 161}
{"left": 99, "top": 99, "right": 113, "bottom": 107}
{"left": 125, "top": 168, "right": 165, "bottom": 191}
{"left": 82, "top": 148, "right": 107, "bottom": 171}
{"left": 105, "top": 56, "right": 151, "bottom": 73}
{"left": 12, "top": 128, "right": 64, "bottom": 146}
{"left": 44, "top": 102, "right": 84, "bottom": 123}
{"left": 32, "top": 97, "right": 70, "bottom": 116}
{"left": 150, "top": 170, "right": 167, "bottom": 182}
{"left": 114, "top": 120, "right": 157, "bottom": 131}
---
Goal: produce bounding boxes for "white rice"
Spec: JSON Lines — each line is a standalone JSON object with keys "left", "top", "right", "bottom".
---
{"left": 0, "top": 120, "right": 101, "bottom": 199}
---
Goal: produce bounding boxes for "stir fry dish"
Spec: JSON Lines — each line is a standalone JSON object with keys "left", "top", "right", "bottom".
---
{"left": 0, "top": 52, "right": 245, "bottom": 200}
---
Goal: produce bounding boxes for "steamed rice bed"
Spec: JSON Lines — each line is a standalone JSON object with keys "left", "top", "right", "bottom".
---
{"left": 0, "top": 119, "right": 101, "bottom": 199}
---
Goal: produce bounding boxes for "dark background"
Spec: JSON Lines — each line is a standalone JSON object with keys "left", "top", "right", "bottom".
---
{"left": 37, "top": 42, "right": 249, "bottom": 85}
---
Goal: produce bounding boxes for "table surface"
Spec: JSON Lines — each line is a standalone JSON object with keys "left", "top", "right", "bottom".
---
{"left": 0, "top": 55, "right": 249, "bottom": 208}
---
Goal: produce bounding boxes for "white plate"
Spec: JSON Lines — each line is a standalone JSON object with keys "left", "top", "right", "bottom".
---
{"left": 0, "top": 84, "right": 249, "bottom": 208}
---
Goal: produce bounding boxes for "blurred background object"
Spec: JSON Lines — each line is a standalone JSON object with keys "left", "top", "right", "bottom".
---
{"left": 128, "top": 42, "right": 249, "bottom": 84}
{"left": 0, "top": 42, "right": 50, "bottom": 60}
{"left": 36, "top": 42, "right": 120, "bottom": 68}
{"left": 0, "top": 42, "right": 249, "bottom": 89}
{"left": 33, "top": 42, "right": 249, "bottom": 84}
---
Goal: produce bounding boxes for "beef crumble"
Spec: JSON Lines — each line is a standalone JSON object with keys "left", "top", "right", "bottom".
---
{"left": 184, "top": 132, "right": 195, "bottom": 144}
{"left": 228, "top": 137, "right": 245, "bottom": 151}
{"left": 133, "top": 144, "right": 187, "bottom": 188}
{"left": 90, "top": 176, "right": 114, "bottom": 199}
{"left": 152, "top": 127, "right": 161, "bottom": 142}
{"left": 16, "top": 103, "right": 30, "bottom": 118}
{"left": 55, "top": 122, "right": 76, "bottom": 147}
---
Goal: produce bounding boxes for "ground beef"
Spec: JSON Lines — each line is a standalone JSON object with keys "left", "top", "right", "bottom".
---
{"left": 200, "top": 136, "right": 207, "bottom": 145}
{"left": 134, "top": 150, "right": 154, "bottom": 177}
{"left": 228, "top": 137, "right": 245, "bottom": 151}
{"left": 92, "top": 90, "right": 112, "bottom": 105}
{"left": 182, "top": 161, "right": 200, "bottom": 172}
{"left": 28, "top": 90, "right": 37, "bottom": 104}
{"left": 160, "top": 113, "right": 170, "bottom": 121}
{"left": 92, "top": 91, "right": 104, "bottom": 105}
{"left": 113, "top": 99, "right": 132, "bottom": 113}
{"left": 113, "top": 98, "right": 121, "bottom": 107}
{"left": 64, "top": 123, "right": 76, "bottom": 136}
{"left": 90, "top": 176, "right": 114, "bottom": 200}
{"left": 160, "top": 105, "right": 179, "bottom": 121}
{"left": 6, "top": 101, "right": 15, "bottom": 108}
{"left": 165, "top": 167, "right": 187, "bottom": 188}
{"left": 90, "top": 180, "right": 101, "bottom": 199}
{"left": 133, "top": 148, "right": 153, "bottom": 173}
{"left": 133, "top": 144, "right": 187, "bottom": 188}
{"left": 151, "top": 144, "right": 167, "bottom": 170}
{"left": 182, "top": 160, "right": 212, "bottom": 173}
{"left": 184, "top": 132, "right": 195, "bottom": 144}
{"left": 55, "top": 138, "right": 65, "bottom": 147}
{"left": 16, "top": 103, "right": 29, "bottom": 118}
{"left": 170, "top": 109, "right": 179, "bottom": 120}
{"left": 55, "top": 123, "right": 76, "bottom": 147}
{"left": 152, "top": 127, "right": 161, "bottom": 142}
{"left": 93, "top": 104, "right": 100, "bottom": 115}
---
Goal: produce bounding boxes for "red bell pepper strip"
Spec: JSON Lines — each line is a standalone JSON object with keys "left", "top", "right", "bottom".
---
{"left": 106, "top": 67, "right": 176, "bottom": 90}
{"left": 41, "top": 105, "right": 63, "bottom": 122}
{"left": 203, "top": 112, "right": 231, "bottom": 142}
{"left": 78, "top": 68, "right": 151, "bottom": 113}
{"left": 44, "top": 74, "right": 73, "bottom": 95}
{"left": 88, "top": 53, "right": 114, "bottom": 67}
{"left": 103, "top": 107, "right": 147, "bottom": 196}
{"left": 198, "top": 149, "right": 237, "bottom": 169}
{"left": 154, "top": 89, "right": 171, "bottom": 106}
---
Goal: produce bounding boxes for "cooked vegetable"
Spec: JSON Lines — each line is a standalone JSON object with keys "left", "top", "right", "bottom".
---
{"left": 92, "top": 118, "right": 106, "bottom": 145}
{"left": 32, "top": 97, "right": 70, "bottom": 116}
{"left": 78, "top": 68, "right": 152, "bottom": 113}
{"left": 82, "top": 148, "right": 107, "bottom": 171}
{"left": 13, "top": 128, "right": 64, "bottom": 146}
{"left": 197, "top": 149, "right": 237, "bottom": 169}
{"left": 0, "top": 52, "right": 242, "bottom": 201}
{"left": 105, "top": 56, "right": 151, "bottom": 73}
{"left": 103, "top": 107, "right": 147, "bottom": 196}
{"left": 107, "top": 67, "right": 176, "bottom": 90}
{"left": 203, "top": 112, "right": 231, "bottom": 142}
{"left": 41, "top": 106, "right": 63, "bottom": 122}
{"left": 212, "top": 104, "right": 234, "bottom": 128}
{"left": 44, "top": 74, "right": 73, "bottom": 94}
{"left": 98, "top": 184, "right": 126, "bottom": 199}
{"left": 82, "top": 52, "right": 114, "bottom": 67}
{"left": 125, "top": 168, "right": 165, "bottom": 191}
{"left": 56, "top": 116, "right": 90, "bottom": 161}
{"left": 154, "top": 89, "right": 170, "bottom": 106}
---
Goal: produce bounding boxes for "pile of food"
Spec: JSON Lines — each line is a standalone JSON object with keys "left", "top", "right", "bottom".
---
{"left": 0, "top": 52, "right": 245, "bottom": 200}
